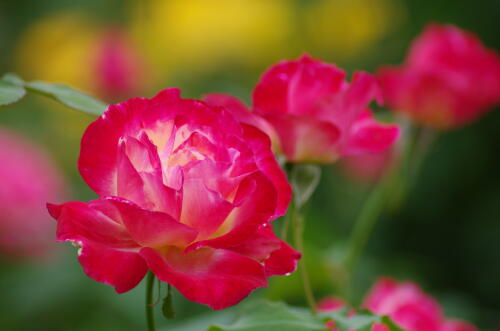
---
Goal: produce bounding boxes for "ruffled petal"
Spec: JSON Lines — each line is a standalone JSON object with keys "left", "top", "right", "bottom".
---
{"left": 48, "top": 200, "right": 137, "bottom": 249}
{"left": 120, "top": 133, "right": 183, "bottom": 218}
{"left": 253, "top": 59, "right": 299, "bottom": 114}
{"left": 228, "top": 223, "right": 300, "bottom": 277}
{"left": 264, "top": 237, "right": 301, "bottom": 276}
{"left": 241, "top": 124, "right": 291, "bottom": 216}
{"left": 203, "top": 93, "right": 281, "bottom": 152}
{"left": 140, "top": 246, "right": 266, "bottom": 310}
{"left": 47, "top": 200, "right": 147, "bottom": 293}
{"left": 78, "top": 88, "right": 181, "bottom": 196}
{"left": 287, "top": 55, "right": 346, "bottom": 115}
{"left": 185, "top": 171, "right": 278, "bottom": 251}
{"left": 342, "top": 110, "right": 400, "bottom": 156}
{"left": 107, "top": 198, "right": 197, "bottom": 248}
{"left": 263, "top": 114, "right": 340, "bottom": 163}
{"left": 78, "top": 242, "right": 148, "bottom": 293}
{"left": 180, "top": 178, "right": 234, "bottom": 239}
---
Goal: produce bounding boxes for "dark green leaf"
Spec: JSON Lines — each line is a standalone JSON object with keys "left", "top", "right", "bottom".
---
{"left": 162, "top": 284, "right": 175, "bottom": 319}
{"left": 0, "top": 80, "right": 26, "bottom": 107}
{"left": 207, "top": 300, "right": 327, "bottom": 331}
{"left": 290, "top": 164, "right": 321, "bottom": 208}
{"left": 25, "top": 81, "right": 107, "bottom": 115}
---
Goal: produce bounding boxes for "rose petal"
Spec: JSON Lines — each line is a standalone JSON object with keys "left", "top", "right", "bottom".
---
{"left": 78, "top": 242, "right": 148, "bottom": 293}
{"left": 263, "top": 114, "right": 341, "bottom": 163}
{"left": 203, "top": 93, "right": 281, "bottom": 152}
{"left": 288, "top": 55, "right": 346, "bottom": 115}
{"left": 227, "top": 223, "right": 300, "bottom": 277}
{"left": 48, "top": 200, "right": 137, "bottom": 249}
{"left": 342, "top": 110, "right": 400, "bottom": 156}
{"left": 79, "top": 88, "right": 181, "bottom": 196}
{"left": 140, "top": 246, "right": 266, "bottom": 310}
{"left": 241, "top": 124, "right": 292, "bottom": 216}
{"left": 180, "top": 178, "right": 233, "bottom": 239}
{"left": 253, "top": 59, "right": 299, "bottom": 114}
{"left": 47, "top": 200, "right": 147, "bottom": 293}
{"left": 107, "top": 198, "right": 197, "bottom": 248}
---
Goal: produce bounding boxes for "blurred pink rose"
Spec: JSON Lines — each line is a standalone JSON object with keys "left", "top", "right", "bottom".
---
{"left": 252, "top": 54, "right": 399, "bottom": 163}
{"left": 363, "top": 277, "right": 478, "bottom": 331}
{"left": 378, "top": 23, "right": 500, "bottom": 129}
{"left": 0, "top": 128, "right": 66, "bottom": 259}
{"left": 48, "top": 88, "right": 299, "bottom": 310}
{"left": 91, "top": 28, "right": 147, "bottom": 101}
{"left": 317, "top": 278, "right": 478, "bottom": 330}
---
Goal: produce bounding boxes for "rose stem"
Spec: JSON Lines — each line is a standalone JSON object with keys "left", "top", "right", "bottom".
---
{"left": 146, "top": 271, "right": 157, "bottom": 331}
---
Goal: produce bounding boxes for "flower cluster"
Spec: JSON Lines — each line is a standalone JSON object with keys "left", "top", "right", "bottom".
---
{"left": 318, "top": 278, "right": 478, "bottom": 331}
{"left": 45, "top": 22, "right": 499, "bottom": 324}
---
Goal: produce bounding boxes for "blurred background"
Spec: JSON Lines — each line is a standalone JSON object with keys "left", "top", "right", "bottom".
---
{"left": 0, "top": 0, "right": 499, "bottom": 330}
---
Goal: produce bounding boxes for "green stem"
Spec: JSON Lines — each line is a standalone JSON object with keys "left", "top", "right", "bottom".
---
{"left": 343, "top": 122, "right": 437, "bottom": 290}
{"left": 291, "top": 201, "right": 317, "bottom": 315}
{"left": 146, "top": 271, "right": 157, "bottom": 331}
{"left": 344, "top": 179, "right": 389, "bottom": 273}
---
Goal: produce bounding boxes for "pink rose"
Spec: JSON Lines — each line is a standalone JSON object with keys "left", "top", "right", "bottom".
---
{"left": 0, "top": 128, "right": 66, "bottom": 259}
{"left": 363, "top": 277, "right": 478, "bottom": 331}
{"left": 378, "top": 23, "right": 500, "bottom": 129}
{"left": 252, "top": 54, "right": 399, "bottom": 163}
{"left": 48, "top": 88, "right": 299, "bottom": 310}
{"left": 363, "top": 277, "right": 443, "bottom": 331}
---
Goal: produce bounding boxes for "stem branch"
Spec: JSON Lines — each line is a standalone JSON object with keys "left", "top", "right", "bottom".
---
{"left": 291, "top": 201, "right": 317, "bottom": 315}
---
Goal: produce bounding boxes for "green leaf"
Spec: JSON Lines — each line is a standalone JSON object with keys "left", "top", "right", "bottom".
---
{"left": 0, "top": 79, "right": 26, "bottom": 107}
{"left": 207, "top": 300, "right": 327, "bottom": 331}
{"left": 162, "top": 284, "right": 175, "bottom": 319}
{"left": 25, "top": 81, "right": 107, "bottom": 115}
{"left": 2, "top": 73, "right": 25, "bottom": 86}
{"left": 289, "top": 164, "right": 321, "bottom": 208}
{"left": 325, "top": 309, "right": 379, "bottom": 331}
